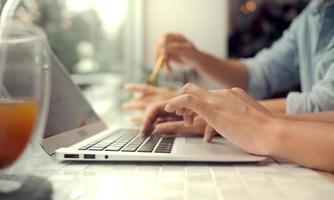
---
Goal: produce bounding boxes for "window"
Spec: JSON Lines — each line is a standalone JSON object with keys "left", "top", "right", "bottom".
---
{"left": 1, "top": 0, "right": 142, "bottom": 75}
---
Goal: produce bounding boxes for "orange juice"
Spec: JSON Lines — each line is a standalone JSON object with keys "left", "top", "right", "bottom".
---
{"left": 0, "top": 99, "right": 37, "bottom": 169}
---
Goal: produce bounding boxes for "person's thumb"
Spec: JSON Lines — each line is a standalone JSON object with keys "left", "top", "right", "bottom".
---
{"left": 203, "top": 125, "right": 215, "bottom": 142}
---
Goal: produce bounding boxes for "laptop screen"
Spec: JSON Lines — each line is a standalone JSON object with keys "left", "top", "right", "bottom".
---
{"left": 44, "top": 54, "right": 100, "bottom": 138}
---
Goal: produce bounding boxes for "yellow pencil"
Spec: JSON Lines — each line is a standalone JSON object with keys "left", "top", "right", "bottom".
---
{"left": 146, "top": 53, "right": 166, "bottom": 85}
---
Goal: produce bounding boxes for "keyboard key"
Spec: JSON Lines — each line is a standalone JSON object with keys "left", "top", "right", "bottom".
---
{"left": 79, "top": 129, "right": 140, "bottom": 152}
{"left": 102, "top": 132, "right": 137, "bottom": 151}
{"left": 78, "top": 142, "right": 99, "bottom": 150}
{"left": 155, "top": 147, "right": 173, "bottom": 153}
{"left": 154, "top": 137, "right": 175, "bottom": 153}
{"left": 155, "top": 150, "right": 171, "bottom": 153}
{"left": 121, "top": 147, "right": 138, "bottom": 152}
{"left": 105, "top": 146, "right": 122, "bottom": 151}
{"left": 115, "top": 142, "right": 128, "bottom": 146}
{"left": 89, "top": 147, "right": 104, "bottom": 151}
{"left": 78, "top": 145, "right": 91, "bottom": 150}
{"left": 137, "top": 149, "right": 153, "bottom": 152}
{"left": 78, "top": 129, "right": 126, "bottom": 150}
{"left": 121, "top": 135, "right": 148, "bottom": 152}
{"left": 138, "top": 136, "right": 161, "bottom": 153}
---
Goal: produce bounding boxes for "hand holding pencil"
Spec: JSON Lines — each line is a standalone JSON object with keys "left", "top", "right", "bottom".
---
{"left": 146, "top": 53, "right": 166, "bottom": 85}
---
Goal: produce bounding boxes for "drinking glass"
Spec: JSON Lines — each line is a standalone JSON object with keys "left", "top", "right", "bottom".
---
{"left": 0, "top": 21, "right": 50, "bottom": 193}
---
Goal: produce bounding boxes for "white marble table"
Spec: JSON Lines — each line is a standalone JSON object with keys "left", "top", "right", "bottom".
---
{"left": 27, "top": 146, "right": 334, "bottom": 200}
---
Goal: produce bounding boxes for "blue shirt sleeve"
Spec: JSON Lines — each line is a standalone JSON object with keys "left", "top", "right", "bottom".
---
{"left": 241, "top": 15, "right": 301, "bottom": 99}
{"left": 286, "top": 62, "right": 334, "bottom": 114}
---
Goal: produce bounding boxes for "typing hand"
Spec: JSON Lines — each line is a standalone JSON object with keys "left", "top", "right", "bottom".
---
{"left": 164, "top": 83, "right": 274, "bottom": 155}
{"left": 140, "top": 99, "right": 218, "bottom": 138}
{"left": 153, "top": 115, "right": 208, "bottom": 136}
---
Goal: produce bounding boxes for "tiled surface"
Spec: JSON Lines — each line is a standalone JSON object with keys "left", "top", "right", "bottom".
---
{"left": 27, "top": 146, "right": 334, "bottom": 200}
{"left": 26, "top": 84, "right": 334, "bottom": 199}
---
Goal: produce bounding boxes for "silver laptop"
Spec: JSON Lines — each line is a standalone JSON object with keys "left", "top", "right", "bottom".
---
{"left": 41, "top": 54, "right": 266, "bottom": 163}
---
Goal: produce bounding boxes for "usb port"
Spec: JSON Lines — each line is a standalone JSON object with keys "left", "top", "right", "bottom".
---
{"left": 84, "top": 154, "right": 95, "bottom": 159}
{"left": 64, "top": 154, "right": 79, "bottom": 159}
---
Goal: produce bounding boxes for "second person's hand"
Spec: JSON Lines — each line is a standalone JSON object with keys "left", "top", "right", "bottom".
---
{"left": 123, "top": 83, "right": 177, "bottom": 111}
{"left": 122, "top": 83, "right": 177, "bottom": 124}
{"left": 156, "top": 33, "right": 202, "bottom": 73}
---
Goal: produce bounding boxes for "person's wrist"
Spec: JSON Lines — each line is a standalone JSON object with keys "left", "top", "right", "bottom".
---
{"left": 260, "top": 115, "right": 288, "bottom": 158}
{"left": 252, "top": 113, "right": 283, "bottom": 156}
{"left": 190, "top": 50, "right": 207, "bottom": 70}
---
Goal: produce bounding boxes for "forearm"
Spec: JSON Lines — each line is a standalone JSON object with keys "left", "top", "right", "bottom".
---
{"left": 192, "top": 52, "right": 249, "bottom": 90}
{"left": 259, "top": 98, "right": 286, "bottom": 113}
{"left": 259, "top": 97, "right": 334, "bottom": 122}
{"left": 264, "top": 117, "right": 334, "bottom": 172}
{"left": 277, "top": 111, "right": 334, "bottom": 123}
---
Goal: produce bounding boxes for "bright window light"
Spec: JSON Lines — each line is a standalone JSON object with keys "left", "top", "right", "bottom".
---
{"left": 66, "top": 0, "right": 128, "bottom": 33}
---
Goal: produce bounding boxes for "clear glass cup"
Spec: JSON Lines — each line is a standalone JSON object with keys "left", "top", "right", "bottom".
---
{"left": 0, "top": 21, "right": 50, "bottom": 193}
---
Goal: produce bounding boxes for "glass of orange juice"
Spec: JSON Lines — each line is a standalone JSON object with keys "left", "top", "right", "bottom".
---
{"left": 0, "top": 21, "right": 50, "bottom": 193}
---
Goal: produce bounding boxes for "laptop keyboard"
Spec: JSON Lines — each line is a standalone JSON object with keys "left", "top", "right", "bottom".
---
{"left": 78, "top": 129, "right": 125, "bottom": 151}
{"left": 138, "top": 135, "right": 160, "bottom": 152}
{"left": 78, "top": 129, "right": 175, "bottom": 153}
{"left": 121, "top": 135, "right": 148, "bottom": 152}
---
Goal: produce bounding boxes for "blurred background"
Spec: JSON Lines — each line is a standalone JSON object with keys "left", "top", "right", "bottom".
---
{"left": 0, "top": 0, "right": 309, "bottom": 116}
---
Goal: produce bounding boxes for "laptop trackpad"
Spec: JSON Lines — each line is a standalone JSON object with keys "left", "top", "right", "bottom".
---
{"left": 175, "top": 136, "right": 247, "bottom": 156}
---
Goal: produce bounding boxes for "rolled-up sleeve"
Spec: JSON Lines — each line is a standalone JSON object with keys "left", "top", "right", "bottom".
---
{"left": 241, "top": 15, "right": 301, "bottom": 99}
{"left": 286, "top": 63, "right": 334, "bottom": 114}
